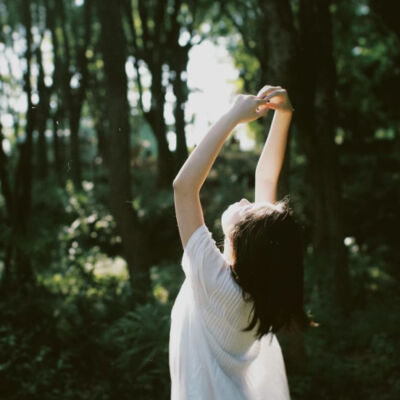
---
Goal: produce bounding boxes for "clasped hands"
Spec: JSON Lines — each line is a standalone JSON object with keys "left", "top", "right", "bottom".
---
{"left": 228, "top": 85, "right": 294, "bottom": 125}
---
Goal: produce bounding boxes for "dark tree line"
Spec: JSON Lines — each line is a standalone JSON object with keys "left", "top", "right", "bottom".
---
{"left": 0, "top": 0, "right": 399, "bottom": 316}
{"left": 0, "top": 0, "right": 399, "bottom": 395}
{"left": 0, "top": 0, "right": 209, "bottom": 296}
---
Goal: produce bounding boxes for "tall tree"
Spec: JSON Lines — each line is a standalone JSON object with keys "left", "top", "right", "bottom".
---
{"left": 256, "top": 0, "right": 298, "bottom": 199}
{"left": 124, "top": 0, "right": 175, "bottom": 187}
{"left": 219, "top": 0, "right": 351, "bottom": 312}
{"left": 52, "top": 0, "right": 92, "bottom": 188}
{"left": 165, "top": 0, "right": 191, "bottom": 168}
{"left": 97, "top": 0, "right": 150, "bottom": 299}
{"left": 219, "top": 1, "right": 293, "bottom": 199}
{"left": 35, "top": 37, "right": 51, "bottom": 180}
{"left": 297, "top": 0, "right": 351, "bottom": 310}
{"left": 0, "top": 122, "right": 14, "bottom": 288}
{"left": 45, "top": 0, "right": 66, "bottom": 179}
{"left": 124, "top": 0, "right": 206, "bottom": 186}
{"left": 8, "top": 0, "right": 36, "bottom": 289}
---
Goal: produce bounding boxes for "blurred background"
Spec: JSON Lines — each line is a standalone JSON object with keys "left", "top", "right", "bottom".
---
{"left": 0, "top": 0, "right": 399, "bottom": 398}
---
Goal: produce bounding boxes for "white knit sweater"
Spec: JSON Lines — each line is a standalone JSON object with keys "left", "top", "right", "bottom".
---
{"left": 169, "top": 224, "right": 291, "bottom": 400}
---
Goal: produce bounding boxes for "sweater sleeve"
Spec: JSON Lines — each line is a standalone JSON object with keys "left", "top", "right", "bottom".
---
{"left": 181, "top": 224, "right": 228, "bottom": 299}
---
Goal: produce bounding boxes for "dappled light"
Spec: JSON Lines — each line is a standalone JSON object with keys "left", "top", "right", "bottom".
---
{"left": 0, "top": 0, "right": 399, "bottom": 399}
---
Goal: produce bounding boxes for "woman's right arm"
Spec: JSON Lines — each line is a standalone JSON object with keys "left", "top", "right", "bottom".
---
{"left": 254, "top": 86, "right": 294, "bottom": 203}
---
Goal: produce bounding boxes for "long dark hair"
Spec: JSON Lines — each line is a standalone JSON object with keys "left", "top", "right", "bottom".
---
{"left": 229, "top": 196, "right": 314, "bottom": 340}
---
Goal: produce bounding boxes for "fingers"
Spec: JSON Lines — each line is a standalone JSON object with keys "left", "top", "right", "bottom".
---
{"left": 255, "top": 104, "right": 272, "bottom": 118}
{"left": 257, "top": 85, "right": 282, "bottom": 98}
{"left": 255, "top": 101, "right": 276, "bottom": 115}
{"left": 255, "top": 98, "right": 270, "bottom": 106}
{"left": 258, "top": 106, "right": 270, "bottom": 117}
{"left": 264, "top": 89, "right": 286, "bottom": 100}
{"left": 265, "top": 102, "right": 281, "bottom": 110}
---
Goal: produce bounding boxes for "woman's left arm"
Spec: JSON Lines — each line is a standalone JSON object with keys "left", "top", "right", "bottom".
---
{"left": 173, "top": 94, "right": 272, "bottom": 249}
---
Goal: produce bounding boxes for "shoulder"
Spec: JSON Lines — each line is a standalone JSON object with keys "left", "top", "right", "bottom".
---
{"left": 184, "top": 224, "right": 211, "bottom": 254}
{"left": 181, "top": 223, "right": 231, "bottom": 298}
{"left": 182, "top": 224, "right": 226, "bottom": 272}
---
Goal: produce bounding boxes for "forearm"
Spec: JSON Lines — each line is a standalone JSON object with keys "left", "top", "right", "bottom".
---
{"left": 255, "top": 110, "right": 293, "bottom": 183}
{"left": 173, "top": 110, "right": 238, "bottom": 192}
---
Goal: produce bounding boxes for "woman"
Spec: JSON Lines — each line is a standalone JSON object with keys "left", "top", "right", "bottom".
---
{"left": 170, "top": 85, "right": 312, "bottom": 399}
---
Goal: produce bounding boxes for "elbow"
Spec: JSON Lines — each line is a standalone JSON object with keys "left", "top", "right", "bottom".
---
{"left": 173, "top": 170, "right": 186, "bottom": 189}
{"left": 172, "top": 178, "right": 199, "bottom": 194}
{"left": 172, "top": 178, "right": 188, "bottom": 191}
{"left": 172, "top": 177, "right": 183, "bottom": 190}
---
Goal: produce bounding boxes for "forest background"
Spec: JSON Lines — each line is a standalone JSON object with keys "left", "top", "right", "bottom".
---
{"left": 0, "top": 0, "right": 399, "bottom": 399}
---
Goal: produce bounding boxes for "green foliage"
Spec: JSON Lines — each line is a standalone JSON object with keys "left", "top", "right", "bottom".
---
{"left": 61, "top": 179, "right": 123, "bottom": 258}
{"left": 0, "top": 273, "right": 174, "bottom": 399}
{"left": 100, "top": 302, "right": 171, "bottom": 399}
{"left": 1, "top": 0, "right": 400, "bottom": 399}
{"left": 0, "top": 170, "right": 180, "bottom": 398}
{"left": 289, "top": 280, "right": 400, "bottom": 400}
{"left": 334, "top": 0, "right": 400, "bottom": 130}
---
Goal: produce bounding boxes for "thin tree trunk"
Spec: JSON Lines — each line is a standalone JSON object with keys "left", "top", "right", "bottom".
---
{"left": 172, "top": 71, "right": 189, "bottom": 169}
{"left": 148, "top": 72, "right": 176, "bottom": 186}
{"left": 88, "top": 88, "right": 110, "bottom": 168}
{"left": 167, "top": 0, "right": 189, "bottom": 169}
{"left": 36, "top": 44, "right": 50, "bottom": 179}
{"left": 97, "top": 0, "right": 150, "bottom": 300}
{"left": 11, "top": 0, "right": 36, "bottom": 289}
{"left": 70, "top": 0, "right": 92, "bottom": 187}
{"left": 0, "top": 123, "right": 13, "bottom": 220}
{"left": 125, "top": 0, "right": 176, "bottom": 187}
{"left": 59, "top": 0, "right": 81, "bottom": 189}
{"left": 45, "top": 0, "right": 64, "bottom": 181}
{"left": 51, "top": 111, "right": 63, "bottom": 180}
{"left": 256, "top": 0, "right": 299, "bottom": 199}
{"left": 0, "top": 123, "right": 14, "bottom": 289}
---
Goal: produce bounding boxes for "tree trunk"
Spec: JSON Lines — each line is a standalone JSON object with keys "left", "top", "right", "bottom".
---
{"left": 0, "top": 123, "right": 14, "bottom": 289}
{"left": 69, "top": 107, "right": 82, "bottom": 187}
{"left": 256, "top": 0, "right": 298, "bottom": 200}
{"left": 70, "top": 0, "right": 92, "bottom": 188}
{"left": 59, "top": 0, "right": 82, "bottom": 189}
{"left": 35, "top": 45, "right": 50, "bottom": 180}
{"left": 171, "top": 60, "right": 189, "bottom": 170}
{"left": 0, "top": 123, "right": 13, "bottom": 220}
{"left": 147, "top": 72, "right": 176, "bottom": 187}
{"left": 52, "top": 111, "right": 64, "bottom": 180}
{"left": 89, "top": 87, "right": 110, "bottom": 169}
{"left": 10, "top": 0, "right": 36, "bottom": 289}
{"left": 166, "top": 0, "right": 189, "bottom": 170}
{"left": 125, "top": 0, "right": 176, "bottom": 187}
{"left": 297, "top": 0, "right": 351, "bottom": 311}
{"left": 94, "top": 119, "right": 109, "bottom": 168}
{"left": 256, "top": 0, "right": 307, "bottom": 372}
{"left": 46, "top": 0, "right": 64, "bottom": 182}
{"left": 97, "top": 0, "right": 150, "bottom": 300}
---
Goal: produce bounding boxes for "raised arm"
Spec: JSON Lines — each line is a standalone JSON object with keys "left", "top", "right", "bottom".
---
{"left": 254, "top": 85, "right": 294, "bottom": 203}
{"left": 173, "top": 94, "right": 273, "bottom": 249}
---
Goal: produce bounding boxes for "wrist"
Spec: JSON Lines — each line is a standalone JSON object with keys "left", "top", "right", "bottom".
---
{"left": 275, "top": 108, "right": 294, "bottom": 115}
{"left": 276, "top": 100, "right": 294, "bottom": 113}
{"left": 224, "top": 109, "right": 241, "bottom": 127}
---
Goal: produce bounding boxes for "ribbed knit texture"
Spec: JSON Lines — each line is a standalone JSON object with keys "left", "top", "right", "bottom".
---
{"left": 169, "top": 224, "right": 291, "bottom": 400}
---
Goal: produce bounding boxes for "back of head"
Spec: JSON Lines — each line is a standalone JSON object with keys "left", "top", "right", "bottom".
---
{"left": 229, "top": 196, "right": 312, "bottom": 340}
